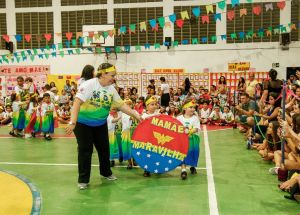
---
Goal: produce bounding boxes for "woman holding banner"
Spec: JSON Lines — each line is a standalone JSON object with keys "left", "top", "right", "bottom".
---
{"left": 66, "top": 63, "right": 142, "bottom": 190}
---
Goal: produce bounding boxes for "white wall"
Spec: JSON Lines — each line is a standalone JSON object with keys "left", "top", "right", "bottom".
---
{"left": 0, "top": 0, "right": 299, "bottom": 80}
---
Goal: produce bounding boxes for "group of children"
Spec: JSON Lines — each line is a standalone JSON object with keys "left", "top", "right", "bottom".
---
{"left": 107, "top": 95, "right": 201, "bottom": 180}
{"left": 8, "top": 92, "right": 55, "bottom": 140}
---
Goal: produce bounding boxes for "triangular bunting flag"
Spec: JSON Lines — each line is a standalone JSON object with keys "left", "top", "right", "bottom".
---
{"left": 33, "top": 49, "right": 38, "bottom": 55}
{"left": 180, "top": 11, "right": 189, "bottom": 20}
{"left": 158, "top": 17, "right": 165, "bottom": 28}
{"left": 253, "top": 5, "right": 262, "bottom": 15}
{"left": 202, "top": 15, "right": 209, "bottom": 24}
{"left": 240, "top": 8, "right": 247, "bottom": 17}
{"left": 231, "top": 0, "right": 240, "bottom": 8}
{"left": 38, "top": 54, "right": 43, "bottom": 59}
{"left": 227, "top": 10, "right": 235, "bottom": 21}
{"left": 246, "top": 0, "right": 253, "bottom": 2}
{"left": 72, "top": 39, "right": 77, "bottom": 47}
{"left": 30, "top": 55, "right": 35, "bottom": 61}
{"left": 140, "top": 22, "right": 147, "bottom": 32}
{"left": 277, "top": 1, "right": 286, "bottom": 10}
{"left": 176, "top": 19, "right": 184, "bottom": 28}
{"left": 58, "top": 43, "right": 63, "bottom": 50}
{"left": 152, "top": 23, "right": 159, "bottom": 32}
{"left": 192, "top": 38, "right": 198, "bottom": 44}
{"left": 65, "top": 41, "right": 70, "bottom": 48}
{"left": 154, "top": 43, "right": 160, "bottom": 49}
{"left": 67, "top": 50, "right": 74, "bottom": 55}
{"left": 265, "top": 3, "right": 273, "bottom": 12}
{"left": 52, "top": 44, "right": 56, "bottom": 50}
{"left": 75, "top": 48, "right": 81, "bottom": 54}
{"left": 115, "top": 46, "right": 122, "bottom": 53}
{"left": 59, "top": 51, "right": 64, "bottom": 57}
{"left": 15, "top": 35, "right": 22, "bottom": 42}
{"left": 45, "top": 53, "right": 49, "bottom": 59}
{"left": 2, "top": 35, "right": 9, "bottom": 42}
{"left": 169, "top": 14, "right": 176, "bottom": 23}
{"left": 217, "top": 1, "right": 226, "bottom": 10}
{"left": 206, "top": 5, "right": 214, "bottom": 14}
{"left": 135, "top": 45, "right": 141, "bottom": 51}
{"left": 173, "top": 41, "right": 179, "bottom": 47}
{"left": 66, "top": 32, "right": 73, "bottom": 40}
{"left": 103, "top": 31, "right": 109, "bottom": 38}
{"left": 181, "top": 39, "right": 189, "bottom": 45}
{"left": 144, "top": 44, "right": 151, "bottom": 49}
{"left": 201, "top": 37, "right": 207, "bottom": 43}
{"left": 88, "top": 31, "right": 94, "bottom": 38}
{"left": 24, "top": 34, "right": 31, "bottom": 42}
{"left": 221, "top": 35, "right": 227, "bottom": 40}
{"left": 124, "top": 45, "right": 130, "bottom": 53}
{"left": 149, "top": 19, "right": 157, "bottom": 29}
{"left": 239, "top": 32, "right": 245, "bottom": 39}
{"left": 192, "top": 7, "right": 201, "bottom": 17}
{"left": 211, "top": 35, "right": 217, "bottom": 42}
{"left": 129, "top": 24, "right": 136, "bottom": 33}
{"left": 230, "top": 33, "right": 237, "bottom": 39}
{"left": 76, "top": 32, "right": 83, "bottom": 39}
{"left": 44, "top": 34, "right": 52, "bottom": 42}
{"left": 214, "top": 13, "right": 221, "bottom": 21}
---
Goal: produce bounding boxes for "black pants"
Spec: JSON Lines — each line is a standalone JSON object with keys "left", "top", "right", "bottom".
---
{"left": 161, "top": 93, "right": 170, "bottom": 107}
{"left": 74, "top": 122, "right": 112, "bottom": 183}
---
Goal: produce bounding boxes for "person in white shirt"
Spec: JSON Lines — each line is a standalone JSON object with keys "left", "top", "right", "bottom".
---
{"left": 107, "top": 107, "right": 121, "bottom": 167}
{"left": 65, "top": 63, "right": 142, "bottom": 190}
{"left": 14, "top": 76, "right": 24, "bottom": 95}
{"left": 177, "top": 99, "right": 201, "bottom": 180}
{"left": 159, "top": 77, "right": 170, "bottom": 107}
{"left": 208, "top": 105, "right": 223, "bottom": 125}
{"left": 221, "top": 106, "right": 234, "bottom": 126}
{"left": 199, "top": 101, "right": 211, "bottom": 124}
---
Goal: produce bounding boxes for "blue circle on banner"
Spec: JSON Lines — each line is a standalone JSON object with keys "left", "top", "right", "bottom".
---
{"left": 131, "top": 115, "right": 189, "bottom": 174}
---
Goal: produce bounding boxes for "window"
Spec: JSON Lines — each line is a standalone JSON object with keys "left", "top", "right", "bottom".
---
{"left": 61, "top": 10, "right": 107, "bottom": 47}
{"left": 227, "top": 2, "right": 280, "bottom": 43}
{"left": 291, "top": 0, "right": 299, "bottom": 41}
{"left": 114, "top": 7, "right": 163, "bottom": 46}
{"left": 15, "top": 0, "right": 52, "bottom": 8}
{"left": 0, "top": 13, "right": 6, "bottom": 49}
{"left": 0, "top": 0, "right": 5, "bottom": 8}
{"left": 61, "top": 0, "right": 107, "bottom": 6}
{"left": 114, "top": 0, "right": 162, "bottom": 3}
{"left": 16, "top": 12, "right": 54, "bottom": 49}
{"left": 174, "top": 5, "right": 216, "bottom": 44}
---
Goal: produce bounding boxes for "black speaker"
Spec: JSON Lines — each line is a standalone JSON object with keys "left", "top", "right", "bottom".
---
{"left": 164, "top": 37, "right": 172, "bottom": 48}
{"left": 280, "top": 33, "right": 290, "bottom": 46}
{"left": 5, "top": 42, "right": 13, "bottom": 53}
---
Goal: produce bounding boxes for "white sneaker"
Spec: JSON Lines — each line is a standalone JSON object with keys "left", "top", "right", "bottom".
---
{"left": 269, "top": 167, "right": 279, "bottom": 175}
{"left": 24, "top": 134, "right": 32, "bottom": 138}
{"left": 105, "top": 175, "right": 117, "bottom": 181}
{"left": 78, "top": 183, "right": 88, "bottom": 190}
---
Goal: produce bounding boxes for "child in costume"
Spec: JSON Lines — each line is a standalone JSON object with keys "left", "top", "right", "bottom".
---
{"left": 10, "top": 93, "right": 26, "bottom": 137}
{"left": 107, "top": 107, "right": 121, "bottom": 167}
{"left": 121, "top": 98, "right": 138, "bottom": 169}
{"left": 24, "top": 93, "right": 39, "bottom": 138}
{"left": 177, "top": 99, "right": 201, "bottom": 180}
{"left": 41, "top": 93, "right": 55, "bottom": 140}
{"left": 141, "top": 95, "right": 160, "bottom": 177}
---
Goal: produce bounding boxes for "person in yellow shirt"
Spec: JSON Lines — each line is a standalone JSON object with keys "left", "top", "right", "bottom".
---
{"left": 245, "top": 73, "right": 258, "bottom": 99}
